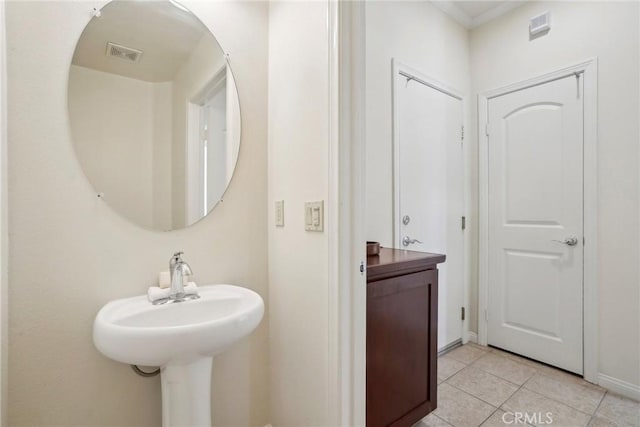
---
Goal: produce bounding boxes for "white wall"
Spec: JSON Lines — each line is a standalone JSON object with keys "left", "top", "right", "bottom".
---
{"left": 470, "top": 1, "right": 640, "bottom": 390}
{"left": 152, "top": 81, "right": 173, "bottom": 230}
{"left": 6, "top": 1, "right": 269, "bottom": 425}
{"left": 225, "top": 68, "right": 241, "bottom": 185}
{"left": 69, "top": 66, "right": 173, "bottom": 230}
{"left": 268, "top": 1, "right": 330, "bottom": 425}
{"left": 365, "top": 0, "right": 473, "bottom": 326}
{"left": 68, "top": 65, "right": 159, "bottom": 229}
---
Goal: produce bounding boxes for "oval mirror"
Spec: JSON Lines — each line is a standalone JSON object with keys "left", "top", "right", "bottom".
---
{"left": 68, "top": 0, "right": 241, "bottom": 231}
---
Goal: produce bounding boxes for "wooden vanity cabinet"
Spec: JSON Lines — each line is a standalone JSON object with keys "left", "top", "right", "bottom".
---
{"left": 366, "top": 248, "right": 445, "bottom": 427}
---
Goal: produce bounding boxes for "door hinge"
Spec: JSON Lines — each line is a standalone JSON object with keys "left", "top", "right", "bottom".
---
{"left": 485, "top": 123, "right": 490, "bottom": 137}
{"left": 461, "top": 125, "right": 465, "bottom": 141}
{"left": 461, "top": 216, "right": 466, "bottom": 230}
{"left": 461, "top": 307, "right": 465, "bottom": 321}
{"left": 485, "top": 309, "right": 489, "bottom": 322}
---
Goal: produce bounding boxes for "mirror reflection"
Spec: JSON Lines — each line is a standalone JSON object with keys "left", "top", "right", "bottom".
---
{"left": 68, "top": 0, "right": 241, "bottom": 231}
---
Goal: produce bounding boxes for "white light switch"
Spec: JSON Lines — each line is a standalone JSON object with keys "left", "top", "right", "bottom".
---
{"left": 275, "top": 200, "right": 284, "bottom": 227}
{"left": 304, "top": 201, "right": 324, "bottom": 232}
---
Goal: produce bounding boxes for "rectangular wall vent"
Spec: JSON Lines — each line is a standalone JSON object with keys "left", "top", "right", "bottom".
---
{"left": 530, "top": 11, "right": 551, "bottom": 36}
{"left": 106, "top": 42, "right": 143, "bottom": 63}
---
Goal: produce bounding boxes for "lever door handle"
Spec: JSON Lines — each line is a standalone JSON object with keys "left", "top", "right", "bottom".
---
{"left": 551, "top": 237, "right": 579, "bottom": 246}
{"left": 402, "top": 236, "right": 423, "bottom": 247}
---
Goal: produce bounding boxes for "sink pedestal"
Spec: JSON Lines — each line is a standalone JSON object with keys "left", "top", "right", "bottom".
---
{"left": 161, "top": 357, "right": 213, "bottom": 427}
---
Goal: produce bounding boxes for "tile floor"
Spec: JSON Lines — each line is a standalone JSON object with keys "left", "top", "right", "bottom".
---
{"left": 417, "top": 343, "right": 640, "bottom": 427}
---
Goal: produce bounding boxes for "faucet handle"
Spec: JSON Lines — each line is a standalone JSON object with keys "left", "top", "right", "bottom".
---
{"left": 170, "top": 251, "right": 184, "bottom": 269}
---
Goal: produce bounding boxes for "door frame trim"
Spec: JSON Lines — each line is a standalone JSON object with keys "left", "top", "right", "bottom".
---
{"left": 478, "top": 58, "right": 598, "bottom": 382}
{"left": 328, "top": 1, "right": 367, "bottom": 425}
{"left": 391, "top": 60, "right": 470, "bottom": 345}
{"left": 0, "top": 0, "right": 6, "bottom": 420}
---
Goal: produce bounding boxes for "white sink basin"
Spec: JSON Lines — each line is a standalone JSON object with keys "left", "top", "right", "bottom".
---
{"left": 93, "top": 284, "right": 264, "bottom": 427}
{"left": 94, "top": 284, "right": 263, "bottom": 366}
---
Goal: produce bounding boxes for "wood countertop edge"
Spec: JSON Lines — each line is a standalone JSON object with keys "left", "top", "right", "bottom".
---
{"left": 366, "top": 248, "right": 446, "bottom": 282}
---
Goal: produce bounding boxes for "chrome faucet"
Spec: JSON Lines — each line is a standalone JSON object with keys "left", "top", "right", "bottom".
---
{"left": 169, "top": 251, "right": 183, "bottom": 282}
{"left": 154, "top": 252, "right": 199, "bottom": 305}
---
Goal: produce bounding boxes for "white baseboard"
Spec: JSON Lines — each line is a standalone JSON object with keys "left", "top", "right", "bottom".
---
{"left": 467, "top": 331, "right": 478, "bottom": 344}
{"left": 598, "top": 373, "right": 640, "bottom": 401}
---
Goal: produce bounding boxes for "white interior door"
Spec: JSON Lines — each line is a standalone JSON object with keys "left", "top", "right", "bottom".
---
{"left": 396, "top": 69, "right": 464, "bottom": 350}
{"left": 486, "top": 75, "right": 584, "bottom": 374}
{"left": 204, "top": 86, "right": 227, "bottom": 211}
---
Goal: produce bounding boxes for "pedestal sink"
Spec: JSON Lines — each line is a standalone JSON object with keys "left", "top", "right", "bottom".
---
{"left": 93, "top": 284, "right": 264, "bottom": 427}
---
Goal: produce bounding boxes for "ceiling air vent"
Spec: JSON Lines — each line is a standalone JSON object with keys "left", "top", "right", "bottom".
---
{"left": 106, "top": 42, "right": 143, "bottom": 63}
{"left": 530, "top": 11, "right": 551, "bottom": 36}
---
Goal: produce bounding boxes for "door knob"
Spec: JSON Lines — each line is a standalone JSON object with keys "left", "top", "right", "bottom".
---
{"left": 402, "top": 236, "right": 423, "bottom": 247}
{"left": 551, "top": 237, "right": 579, "bottom": 246}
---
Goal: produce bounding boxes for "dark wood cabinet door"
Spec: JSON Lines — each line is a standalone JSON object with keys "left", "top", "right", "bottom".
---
{"left": 366, "top": 269, "right": 438, "bottom": 427}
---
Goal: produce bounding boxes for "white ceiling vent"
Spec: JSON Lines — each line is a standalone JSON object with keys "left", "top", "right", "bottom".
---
{"left": 530, "top": 11, "right": 551, "bottom": 36}
{"left": 106, "top": 42, "right": 143, "bottom": 63}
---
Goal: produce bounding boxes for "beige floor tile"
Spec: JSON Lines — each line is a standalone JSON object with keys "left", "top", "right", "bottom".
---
{"left": 466, "top": 342, "right": 492, "bottom": 353}
{"left": 536, "top": 364, "right": 601, "bottom": 388}
{"left": 502, "top": 388, "right": 591, "bottom": 427}
{"left": 416, "top": 413, "right": 454, "bottom": 427}
{"left": 438, "top": 355, "right": 466, "bottom": 382}
{"left": 472, "top": 352, "right": 537, "bottom": 385}
{"left": 434, "top": 383, "right": 497, "bottom": 427}
{"left": 447, "top": 345, "right": 488, "bottom": 364}
{"left": 588, "top": 415, "right": 618, "bottom": 426}
{"left": 480, "top": 410, "right": 534, "bottom": 426}
{"left": 595, "top": 393, "right": 640, "bottom": 426}
{"left": 448, "top": 366, "right": 519, "bottom": 407}
{"left": 489, "top": 347, "right": 545, "bottom": 370}
{"left": 524, "top": 373, "right": 605, "bottom": 415}
{"left": 480, "top": 410, "right": 508, "bottom": 427}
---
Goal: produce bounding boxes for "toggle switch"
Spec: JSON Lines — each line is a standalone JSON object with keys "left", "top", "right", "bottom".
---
{"left": 304, "top": 201, "right": 324, "bottom": 232}
{"left": 275, "top": 200, "right": 284, "bottom": 227}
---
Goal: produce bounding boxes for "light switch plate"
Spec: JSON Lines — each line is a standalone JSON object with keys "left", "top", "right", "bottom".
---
{"left": 304, "top": 201, "right": 324, "bottom": 232}
{"left": 275, "top": 200, "right": 284, "bottom": 227}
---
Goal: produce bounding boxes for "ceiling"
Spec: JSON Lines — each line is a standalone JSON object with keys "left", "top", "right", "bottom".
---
{"left": 431, "top": 0, "right": 528, "bottom": 29}
{"left": 72, "top": 1, "right": 223, "bottom": 82}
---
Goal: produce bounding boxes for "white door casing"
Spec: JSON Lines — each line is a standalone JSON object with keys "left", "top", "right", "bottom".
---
{"left": 393, "top": 61, "right": 465, "bottom": 350}
{"left": 328, "top": 1, "right": 367, "bottom": 424}
{"left": 0, "top": 1, "right": 5, "bottom": 422}
{"left": 479, "top": 59, "right": 598, "bottom": 381}
{"left": 185, "top": 65, "right": 230, "bottom": 226}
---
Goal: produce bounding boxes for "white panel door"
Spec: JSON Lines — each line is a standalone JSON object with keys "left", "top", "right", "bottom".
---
{"left": 487, "top": 75, "right": 584, "bottom": 374}
{"left": 396, "top": 73, "right": 464, "bottom": 350}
